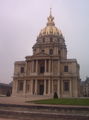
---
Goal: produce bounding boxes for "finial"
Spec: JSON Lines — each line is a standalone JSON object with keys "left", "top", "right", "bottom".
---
{"left": 47, "top": 8, "right": 55, "bottom": 26}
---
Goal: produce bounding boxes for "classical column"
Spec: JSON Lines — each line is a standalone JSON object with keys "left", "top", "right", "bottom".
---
{"left": 49, "top": 60, "right": 51, "bottom": 73}
{"left": 52, "top": 79, "right": 53, "bottom": 96}
{"left": 58, "top": 61, "right": 60, "bottom": 75}
{"left": 12, "top": 80, "right": 16, "bottom": 95}
{"left": 33, "top": 61, "right": 34, "bottom": 73}
{"left": 35, "top": 79, "right": 37, "bottom": 95}
{"left": 23, "top": 80, "right": 26, "bottom": 96}
{"left": 45, "top": 60, "right": 47, "bottom": 73}
{"left": 16, "top": 80, "right": 18, "bottom": 93}
{"left": 52, "top": 59, "right": 53, "bottom": 73}
{"left": 30, "top": 80, "right": 33, "bottom": 95}
{"left": 31, "top": 60, "right": 34, "bottom": 73}
{"left": 36, "top": 60, "right": 38, "bottom": 73}
{"left": 31, "top": 61, "right": 32, "bottom": 73}
{"left": 44, "top": 80, "right": 46, "bottom": 95}
{"left": 57, "top": 80, "right": 60, "bottom": 98}
{"left": 48, "top": 80, "right": 51, "bottom": 95}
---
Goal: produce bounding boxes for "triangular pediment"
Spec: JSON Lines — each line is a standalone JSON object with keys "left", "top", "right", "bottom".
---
{"left": 34, "top": 52, "right": 49, "bottom": 57}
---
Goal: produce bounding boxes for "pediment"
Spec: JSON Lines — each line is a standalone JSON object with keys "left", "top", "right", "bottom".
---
{"left": 34, "top": 52, "right": 49, "bottom": 57}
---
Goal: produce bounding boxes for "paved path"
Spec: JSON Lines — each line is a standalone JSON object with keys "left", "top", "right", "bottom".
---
{"left": 0, "top": 96, "right": 50, "bottom": 105}
{"left": 0, "top": 118, "right": 17, "bottom": 120}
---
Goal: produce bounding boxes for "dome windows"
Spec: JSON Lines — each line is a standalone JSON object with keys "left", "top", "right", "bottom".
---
{"left": 50, "top": 37, "right": 53, "bottom": 42}
{"left": 49, "top": 49, "right": 53, "bottom": 55}
{"left": 43, "top": 38, "right": 45, "bottom": 43}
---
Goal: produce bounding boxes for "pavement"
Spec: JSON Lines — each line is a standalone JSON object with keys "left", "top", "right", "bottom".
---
{"left": 0, "top": 95, "right": 51, "bottom": 105}
{"left": 0, "top": 118, "right": 16, "bottom": 120}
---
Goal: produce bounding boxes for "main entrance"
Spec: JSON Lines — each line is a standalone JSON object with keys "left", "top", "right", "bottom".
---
{"left": 39, "top": 85, "right": 44, "bottom": 95}
{"left": 38, "top": 80, "right": 44, "bottom": 95}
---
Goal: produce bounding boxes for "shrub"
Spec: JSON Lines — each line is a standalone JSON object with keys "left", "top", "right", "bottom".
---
{"left": 6, "top": 90, "right": 11, "bottom": 97}
{"left": 53, "top": 92, "right": 58, "bottom": 99}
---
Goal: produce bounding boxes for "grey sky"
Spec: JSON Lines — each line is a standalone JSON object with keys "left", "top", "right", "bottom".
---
{"left": 0, "top": 0, "right": 89, "bottom": 83}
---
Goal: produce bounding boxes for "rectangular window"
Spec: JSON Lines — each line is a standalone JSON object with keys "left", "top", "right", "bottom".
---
{"left": 63, "top": 80, "right": 70, "bottom": 92}
{"left": 21, "top": 67, "right": 24, "bottom": 73}
{"left": 64, "top": 65, "right": 68, "bottom": 72}
{"left": 18, "top": 80, "right": 23, "bottom": 91}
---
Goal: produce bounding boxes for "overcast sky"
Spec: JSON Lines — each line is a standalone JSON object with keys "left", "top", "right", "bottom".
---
{"left": 0, "top": 0, "right": 89, "bottom": 83}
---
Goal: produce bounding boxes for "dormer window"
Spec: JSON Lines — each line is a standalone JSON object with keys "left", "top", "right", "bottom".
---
{"left": 21, "top": 67, "right": 24, "bottom": 73}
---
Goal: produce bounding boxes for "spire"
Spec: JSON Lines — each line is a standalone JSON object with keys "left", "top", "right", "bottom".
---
{"left": 47, "top": 8, "right": 55, "bottom": 26}
{"left": 50, "top": 8, "right": 52, "bottom": 16}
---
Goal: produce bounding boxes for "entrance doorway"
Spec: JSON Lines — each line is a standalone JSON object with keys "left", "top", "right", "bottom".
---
{"left": 39, "top": 85, "right": 44, "bottom": 95}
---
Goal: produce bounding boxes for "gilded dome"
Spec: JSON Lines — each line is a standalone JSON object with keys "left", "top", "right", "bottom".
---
{"left": 39, "top": 11, "right": 62, "bottom": 37}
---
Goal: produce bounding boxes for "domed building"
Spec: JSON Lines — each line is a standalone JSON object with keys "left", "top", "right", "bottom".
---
{"left": 12, "top": 11, "right": 80, "bottom": 98}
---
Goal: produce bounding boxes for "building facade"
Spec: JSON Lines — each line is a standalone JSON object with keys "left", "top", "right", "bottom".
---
{"left": 0, "top": 83, "right": 12, "bottom": 96}
{"left": 12, "top": 12, "right": 80, "bottom": 98}
{"left": 80, "top": 77, "right": 89, "bottom": 97}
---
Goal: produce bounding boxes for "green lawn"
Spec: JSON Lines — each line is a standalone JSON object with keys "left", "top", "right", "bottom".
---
{"left": 28, "top": 98, "right": 89, "bottom": 106}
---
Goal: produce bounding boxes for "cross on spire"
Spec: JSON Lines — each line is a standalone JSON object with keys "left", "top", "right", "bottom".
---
{"left": 50, "top": 8, "right": 52, "bottom": 16}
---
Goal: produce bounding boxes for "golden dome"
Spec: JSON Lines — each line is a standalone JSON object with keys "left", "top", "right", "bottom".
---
{"left": 39, "top": 10, "right": 62, "bottom": 37}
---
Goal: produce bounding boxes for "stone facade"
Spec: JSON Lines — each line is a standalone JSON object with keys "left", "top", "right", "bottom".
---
{"left": 12, "top": 12, "right": 80, "bottom": 98}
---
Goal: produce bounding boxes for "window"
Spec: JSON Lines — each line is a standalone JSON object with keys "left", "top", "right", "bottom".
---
{"left": 21, "top": 67, "right": 24, "bottom": 73}
{"left": 18, "top": 81, "right": 23, "bottom": 91}
{"left": 64, "top": 65, "right": 68, "bottom": 72}
{"left": 58, "top": 50, "right": 60, "bottom": 55}
{"left": 49, "top": 49, "right": 53, "bottom": 55}
{"left": 43, "top": 38, "right": 45, "bottom": 43}
{"left": 40, "top": 66, "right": 45, "bottom": 73}
{"left": 41, "top": 49, "right": 45, "bottom": 53}
{"left": 26, "top": 81, "right": 30, "bottom": 93}
{"left": 63, "top": 80, "right": 70, "bottom": 92}
{"left": 50, "top": 37, "right": 53, "bottom": 42}
{"left": 39, "top": 60, "right": 45, "bottom": 74}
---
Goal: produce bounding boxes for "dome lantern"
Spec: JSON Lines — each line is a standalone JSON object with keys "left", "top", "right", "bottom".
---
{"left": 39, "top": 9, "right": 62, "bottom": 37}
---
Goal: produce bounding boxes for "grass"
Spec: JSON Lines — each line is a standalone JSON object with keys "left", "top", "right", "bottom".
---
{"left": 27, "top": 98, "right": 89, "bottom": 106}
